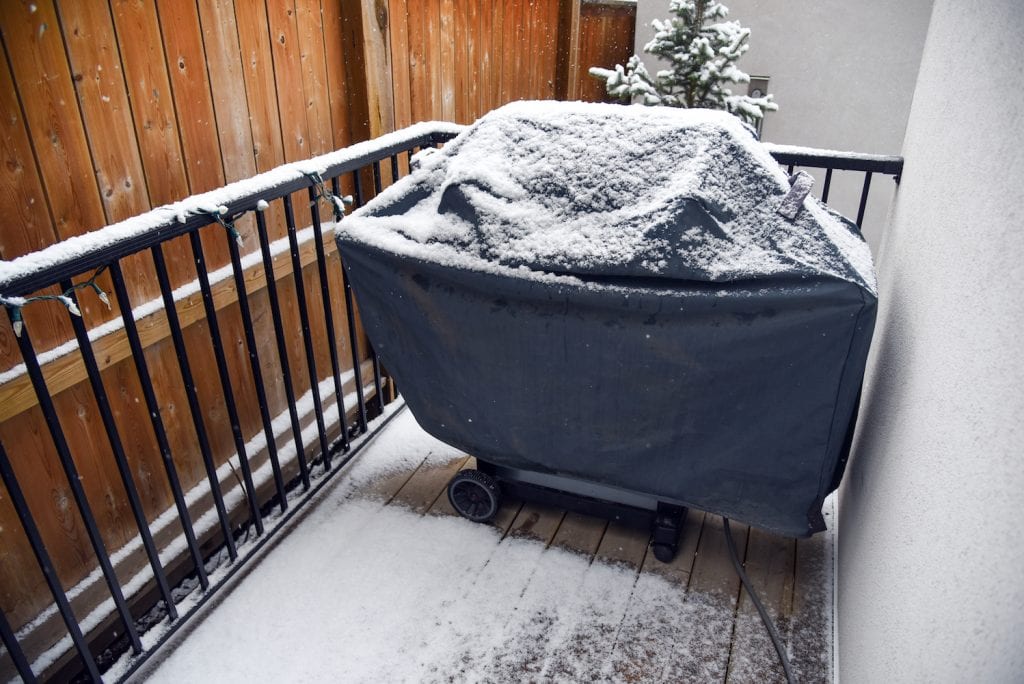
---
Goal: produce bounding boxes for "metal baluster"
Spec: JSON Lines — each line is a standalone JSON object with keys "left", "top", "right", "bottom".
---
{"left": 0, "top": 438, "right": 101, "bottom": 681}
{"left": 372, "top": 160, "right": 383, "bottom": 195}
{"left": 282, "top": 195, "right": 331, "bottom": 465}
{"left": 7, "top": 307, "right": 144, "bottom": 653}
{"left": 108, "top": 262, "right": 209, "bottom": 591}
{"left": 0, "top": 605, "right": 36, "bottom": 682}
{"left": 224, "top": 230, "right": 288, "bottom": 509}
{"left": 308, "top": 186, "right": 349, "bottom": 461}
{"left": 390, "top": 154, "right": 400, "bottom": 183}
{"left": 253, "top": 209, "right": 310, "bottom": 489}
{"left": 856, "top": 171, "right": 873, "bottom": 228}
{"left": 186, "top": 233, "right": 265, "bottom": 536}
{"left": 787, "top": 163, "right": 795, "bottom": 175}
{"left": 59, "top": 279, "right": 182, "bottom": 610}
{"left": 148, "top": 251, "right": 238, "bottom": 561}
{"left": 821, "top": 167, "right": 834, "bottom": 204}
{"left": 364, "top": 165, "right": 385, "bottom": 412}
{"left": 346, "top": 173, "right": 370, "bottom": 431}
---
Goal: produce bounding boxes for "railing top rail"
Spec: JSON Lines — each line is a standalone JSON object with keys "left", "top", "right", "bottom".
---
{"left": 762, "top": 143, "right": 904, "bottom": 176}
{"left": 0, "top": 122, "right": 462, "bottom": 296}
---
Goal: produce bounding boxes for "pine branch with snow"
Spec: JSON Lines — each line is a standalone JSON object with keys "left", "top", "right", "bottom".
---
{"left": 588, "top": 0, "right": 777, "bottom": 125}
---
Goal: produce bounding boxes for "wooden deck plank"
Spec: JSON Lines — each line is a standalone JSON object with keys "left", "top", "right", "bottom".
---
{"left": 659, "top": 514, "right": 750, "bottom": 683}
{"left": 606, "top": 508, "right": 705, "bottom": 682}
{"left": 788, "top": 533, "right": 832, "bottom": 682}
{"left": 491, "top": 497, "right": 523, "bottom": 536}
{"left": 389, "top": 455, "right": 470, "bottom": 514}
{"left": 726, "top": 528, "right": 797, "bottom": 684}
{"left": 507, "top": 502, "right": 565, "bottom": 545}
{"left": 595, "top": 520, "right": 650, "bottom": 570}
{"left": 550, "top": 511, "right": 608, "bottom": 558}
{"left": 425, "top": 456, "right": 473, "bottom": 517}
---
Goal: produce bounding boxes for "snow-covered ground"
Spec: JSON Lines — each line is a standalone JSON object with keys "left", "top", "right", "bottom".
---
{"left": 137, "top": 407, "right": 829, "bottom": 683}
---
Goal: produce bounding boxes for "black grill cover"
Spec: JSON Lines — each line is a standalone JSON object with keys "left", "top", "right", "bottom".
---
{"left": 336, "top": 101, "right": 877, "bottom": 537}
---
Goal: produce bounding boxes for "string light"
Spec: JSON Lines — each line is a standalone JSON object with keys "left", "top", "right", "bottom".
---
{"left": 304, "top": 171, "right": 353, "bottom": 222}
{"left": 1, "top": 266, "right": 109, "bottom": 338}
{"left": 205, "top": 206, "right": 245, "bottom": 247}
{"left": 3, "top": 173, "right": 350, "bottom": 339}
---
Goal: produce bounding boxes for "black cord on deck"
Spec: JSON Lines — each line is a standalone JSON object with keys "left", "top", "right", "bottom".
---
{"left": 723, "top": 517, "right": 796, "bottom": 684}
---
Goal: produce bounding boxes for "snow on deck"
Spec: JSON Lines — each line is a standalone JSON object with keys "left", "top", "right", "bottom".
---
{"left": 141, "top": 407, "right": 832, "bottom": 683}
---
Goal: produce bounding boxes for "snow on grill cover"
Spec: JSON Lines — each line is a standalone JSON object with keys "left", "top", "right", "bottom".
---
{"left": 336, "top": 101, "right": 877, "bottom": 537}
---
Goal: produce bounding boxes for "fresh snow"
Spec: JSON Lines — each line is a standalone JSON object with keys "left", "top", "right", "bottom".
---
{"left": 338, "top": 100, "right": 876, "bottom": 295}
{"left": 19, "top": 370, "right": 376, "bottom": 678}
{"left": 140, "top": 407, "right": 833, "bottom": 683}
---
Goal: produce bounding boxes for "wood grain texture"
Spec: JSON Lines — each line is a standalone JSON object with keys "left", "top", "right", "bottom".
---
{"left": 108, "top": 0, "right": 194, "bottom": 288}
{"left": 295, "top": 0, "right": 334, "bottom": 157}
{"left": 0, "top": 0, "right": 106, "bottom": 243}
{"left": 390, "top": 0, "right": 572, "bottom": 127}
{"left": 233, "top": 0, "right": 287, "bottom": 178}
{"left": 508, "top": 501, "right": 565, "bottom": 544}
{"left": 391, "top": 455, "right": 469, "bottom": 514}
{"left": 0, "top": 53, "right": 68, "bottom": 373}
{"left": 595, "top": 520, "right": 649, "bottom": 569}
{"left": 551, "top": 510, "right": 607, "bottom": 557}
{"left": 156, "top": 0, "right": 230, "bottom": 270}
{"left": 57, "top": 2, "right": 150, "bottom": 224}
{"left": 357, "top": 0, "right": 397, "bottom": 138}
{"left": 438, "top": 0, "right": 455, "bottom": 120}
{"left": 0, "top": 51, "right": 58, "bottom": 260}
{"left": 322, "top": 0, "right": 358, "bottom": 150}
{"left": 385, "top": 0, "right": 412, "bottom": 129}
{"left": 576, "top": 1, "right": 637, "bottom": 103}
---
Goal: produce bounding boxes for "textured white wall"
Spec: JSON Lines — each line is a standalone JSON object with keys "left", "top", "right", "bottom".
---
{"left": 838, "top": 0, "right": 1024, "bottom": 680}
{"left": 630, "top": 0, "right": 933, "bottom": 251}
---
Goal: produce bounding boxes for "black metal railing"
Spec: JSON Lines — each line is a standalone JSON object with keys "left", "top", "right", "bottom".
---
{"left": 0, "top": 124, "right": 460, "bottom": 683}
{"left": 0, "top": 121, "right": 901, "bottom": 683}
{"left": 762, "top": 143, "right": 904, "bottom": 228}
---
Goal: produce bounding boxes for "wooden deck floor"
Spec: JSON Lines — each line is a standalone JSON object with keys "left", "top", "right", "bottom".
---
{"left": 361, "top": 447, "right": 833, "bottom": 682}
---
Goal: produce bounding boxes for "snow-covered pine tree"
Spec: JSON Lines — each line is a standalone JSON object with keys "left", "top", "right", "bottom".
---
{"left": 589, "top": 0, "right": 777, "bottom": 126}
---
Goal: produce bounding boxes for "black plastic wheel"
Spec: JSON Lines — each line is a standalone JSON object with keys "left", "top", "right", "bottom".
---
{"left": 447, "top": 469, "right": 501, "bottom": 523}
{"left": 652, "top": 542, "right": 677, "bottom": 563}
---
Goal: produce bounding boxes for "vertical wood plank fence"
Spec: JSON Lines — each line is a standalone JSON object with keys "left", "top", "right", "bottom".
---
{"left": 384, "top": 0, "right": 637, "bottom": 127}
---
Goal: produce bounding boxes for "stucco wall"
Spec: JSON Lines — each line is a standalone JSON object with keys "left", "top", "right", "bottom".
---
{"left": 837, "top": 0, "right": 1024, "bottom": 680}
{"left": 630, "top": 0, "right": 933, "bottom": 251}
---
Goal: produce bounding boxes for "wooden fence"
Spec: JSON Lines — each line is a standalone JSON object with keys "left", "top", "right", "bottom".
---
{"left": 375, "top": 0, "right": 637, "bottom": 128}
{"left": 0, "top": 0, "right": 635, "bottom": 655}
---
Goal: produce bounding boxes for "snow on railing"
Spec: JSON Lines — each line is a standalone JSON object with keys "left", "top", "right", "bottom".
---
{"left": 0, "top": 121, "right": 464, "bottom": 295}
